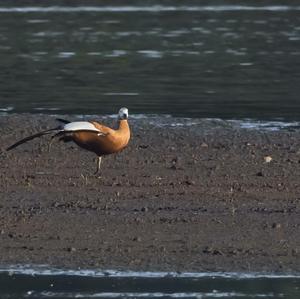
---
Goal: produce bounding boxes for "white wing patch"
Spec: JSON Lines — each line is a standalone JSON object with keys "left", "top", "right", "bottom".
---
{"left": 63, "top": 121, "right": 100, "bottom": 132}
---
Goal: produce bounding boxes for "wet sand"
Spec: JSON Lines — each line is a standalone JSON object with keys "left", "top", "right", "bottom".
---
{"left": 0, "top": 114, "right": 300, "bottom": 273}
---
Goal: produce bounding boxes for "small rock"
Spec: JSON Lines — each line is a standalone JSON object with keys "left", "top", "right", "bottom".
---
{"left": 138, "top": 145, "right": 149, "bottom": 149}
{"left": 67, "top": 247, "right": 76, "bottom": 252}
{"left": 160, "top": 246, "right": 166, "bottom": 252}
{"left": 185, "top": 180, "right": 195, "bottom": 186}
{"left": 272, "top": 223, "right": 281, "bottom": 229}
{"left": 229, "top": 249, "right": 238, "bottom": 255}
{"left": 203, "top": 246, "right": 213, "bottom": 254}
{"left": 256, "top": 171, "right": 264, "bottom": 177}
{"left": 264, "top": 156, "right": 272, "bottom": 163}
{"left": 213, "top": 249, "right": 223, "bottom": 255}
{"left": 172, "top": 157, "right": 179, "bottom": 163}
{"left": 132, "top": 236, "right": 141, "bottom": 242}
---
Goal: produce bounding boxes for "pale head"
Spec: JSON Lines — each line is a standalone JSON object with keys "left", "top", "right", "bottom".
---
{"left": 118, "top": 107, "right": 129, "bottom": 120}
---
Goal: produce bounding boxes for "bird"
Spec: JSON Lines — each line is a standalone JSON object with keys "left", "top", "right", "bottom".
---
{"left": 5, "top": 107, "right": 130, "bottom": 174}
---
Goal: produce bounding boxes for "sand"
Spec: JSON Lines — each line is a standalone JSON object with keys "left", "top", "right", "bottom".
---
{"left": 0, "top": 114, "right": 300, "bottom": 273}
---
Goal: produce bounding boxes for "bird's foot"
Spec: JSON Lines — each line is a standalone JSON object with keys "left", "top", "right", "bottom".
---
{"left": 93, "top": 168, "right": 101, "bottom": 177}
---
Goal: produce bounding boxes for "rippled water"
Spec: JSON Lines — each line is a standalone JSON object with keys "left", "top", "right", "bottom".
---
{"left": 0, "top": 2, "right": 300, "bottom": 120}
{"left": 1, "top": 266, "right": 300, "bottom": 299}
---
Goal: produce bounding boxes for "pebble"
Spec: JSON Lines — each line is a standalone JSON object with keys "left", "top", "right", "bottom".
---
{"left": 133, "top": 236, "right": 141, "bottom": 242}
{"left": 272, "top": 223, "right": 281, "bottom": 229}
{"left": 264, "top": 156, "right": 272, "bottom": 163}
{"left": 185, "top": 180, "right": 195, "bottom": 186}
{"left": 67, "top": 247, "right": 76, "bottom": 252}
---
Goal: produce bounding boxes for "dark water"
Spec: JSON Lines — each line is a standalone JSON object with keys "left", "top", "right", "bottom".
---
{"left": 1, "top": 267, "right": 300, "bottom": 299}
{"left": 0, "top": 2, "right": 300, "bottom": 120}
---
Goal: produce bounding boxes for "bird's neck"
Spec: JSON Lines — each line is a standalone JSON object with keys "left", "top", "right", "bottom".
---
{"left": 118, "top": 119, "right": 129, "bottom": 132}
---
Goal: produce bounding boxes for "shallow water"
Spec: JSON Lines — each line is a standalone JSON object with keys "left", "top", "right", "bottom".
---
{"left": 0, "top": 2, "right": 300, "bottom": 120}
{"left": 1, "top": 266, "right": 300, "bottom": 299}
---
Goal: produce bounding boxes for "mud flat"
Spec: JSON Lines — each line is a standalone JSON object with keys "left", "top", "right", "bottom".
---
{"left": 0, "top": 114, "right": 300, "bottom": 273}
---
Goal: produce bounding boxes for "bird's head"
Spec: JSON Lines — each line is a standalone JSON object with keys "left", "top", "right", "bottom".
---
{"left": 118, "top": 107, "right": 129, "bottom": 120}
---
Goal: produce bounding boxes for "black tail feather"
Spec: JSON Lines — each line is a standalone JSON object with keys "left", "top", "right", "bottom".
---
{"left": 6, "top": 127, "right": 61, "bottom": 151}
{"left": 56, "top": 118, "right": 71, "bottom": 124}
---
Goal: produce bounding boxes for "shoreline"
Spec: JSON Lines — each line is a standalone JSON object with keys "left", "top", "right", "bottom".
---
{"left": 1, "top": 114, "right": 300, "bottom": 273}
{"left": 1, "top": 264, "right": 300, "bottom": 277}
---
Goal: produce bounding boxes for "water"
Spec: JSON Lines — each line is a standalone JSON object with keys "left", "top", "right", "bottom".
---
{"left": 1, "top": 266, "right": 300, "bottom": 299}
{"left": 0, "top": 2, "right": 300, "bottom": 120}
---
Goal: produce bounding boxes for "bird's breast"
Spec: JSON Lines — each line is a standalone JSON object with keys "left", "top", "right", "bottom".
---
{"left": 72, "top": 131, "right": 129, "bottom": 156}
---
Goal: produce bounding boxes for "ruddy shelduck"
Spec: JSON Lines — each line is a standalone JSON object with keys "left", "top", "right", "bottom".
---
{"left": 6, "top": 107, "right": 130, "bottom": 174}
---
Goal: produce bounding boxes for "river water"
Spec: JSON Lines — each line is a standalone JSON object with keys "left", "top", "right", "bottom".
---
{"left": 1, "top": 266, "right": 300, "bottom": 299}
{"left": 0, "top": 2, "right": 300, "bottom": 120}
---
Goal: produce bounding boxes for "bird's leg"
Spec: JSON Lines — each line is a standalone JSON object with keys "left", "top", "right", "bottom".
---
{"left": 48, "top": 136, "right": 55, "bottom": 152}
{"left": 94, "top": 156, "right": 102, "bottom": 175}
{"left": 48, "top": 132, "right": 62, "bottom": 152}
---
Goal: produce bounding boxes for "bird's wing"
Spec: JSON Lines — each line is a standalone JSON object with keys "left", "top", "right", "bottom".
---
{"left": 89, "top": 121, "right": 115, "bottom": 135}
{"left": 63, "top": 121, "right": 101, "bottom": 132}
{"left": 70, "top": 130, "right": 108, "bottom": 137}
{"left": 63, "top": 121, "right": 109, "bottom": 136}
{"left": 53, "top": 129, "right": 108, "bottom": 140}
